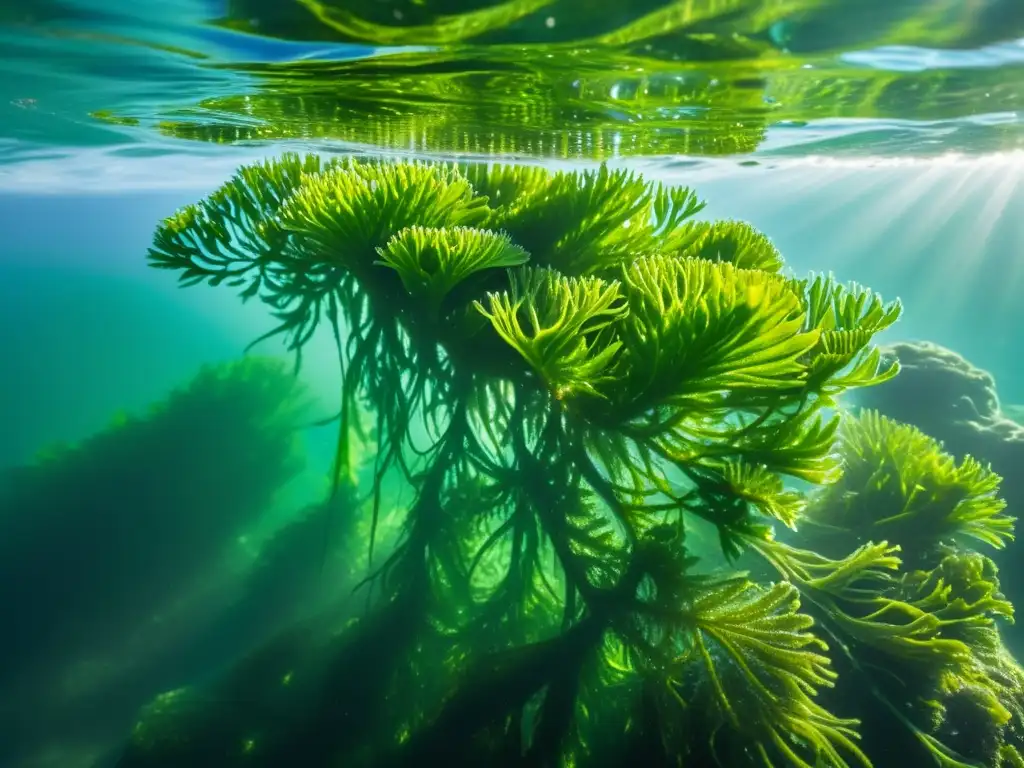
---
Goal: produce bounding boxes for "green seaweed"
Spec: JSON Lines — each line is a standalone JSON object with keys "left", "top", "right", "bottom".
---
{"left": 0, "top": 356, "right": 310, "bottom": 666}
{"left": 755, "top": 411, "right": 1024, "bottom": 767}
{"left": 0, "top": 356, "right": 312, "bottom": 768}
{"left": 117, "top": 153, "right": 1023, "bottom": 767}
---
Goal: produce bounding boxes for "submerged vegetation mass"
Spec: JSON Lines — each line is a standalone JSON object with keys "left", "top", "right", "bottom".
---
{"left": 113, "top": 153, "right": 1024, "bottom": 767}
{"left": 0, "top": 357, "right": 311, "bottom": 768}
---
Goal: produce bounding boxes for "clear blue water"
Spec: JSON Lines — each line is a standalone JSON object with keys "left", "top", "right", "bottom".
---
{"left": 1, "top": 3, "right": 1023, "bottom": 768}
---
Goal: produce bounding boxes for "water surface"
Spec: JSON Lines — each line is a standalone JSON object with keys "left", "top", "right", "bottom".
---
{"left": 2, "top": 0, "right": 1023, "bottom": 166}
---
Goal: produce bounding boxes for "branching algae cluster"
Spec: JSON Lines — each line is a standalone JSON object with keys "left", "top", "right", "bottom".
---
{"left": 118, "top": 154, "right": 1024, "bottom": 767}
{"left": 0, "top": 357, "right": 309, "bottom": 768}
{"left": 0, "top": 357, "right": 307, "bottom": 688}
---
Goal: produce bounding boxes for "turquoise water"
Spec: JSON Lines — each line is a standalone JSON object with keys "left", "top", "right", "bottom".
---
{"left": 2, "top": 3, "right": 1024, "bottom": 768}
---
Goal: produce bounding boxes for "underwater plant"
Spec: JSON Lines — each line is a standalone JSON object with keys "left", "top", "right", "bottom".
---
{"left": 187, "top": 480, "right": 380, "bottom": 666}
{"left": 854, "top": 341, "right": 1024, "bottom": 517}
{"left": 0, "top": 356, "right": 311, "bottom": 768}
{"left": 118, "top": 151, "right": 1022, "bottom": 767}
{"left": 849, "top": 342, "right": 1024, "bottom": 653}
{"left": 755, "top": 410, "right": 1024, "bottom": 767}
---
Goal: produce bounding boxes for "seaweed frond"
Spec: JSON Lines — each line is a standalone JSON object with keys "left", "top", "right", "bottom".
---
{"left": 660, "top": 578, "right": 871, "bottom": 768}
{"left": 476, "top": 266, "right": 627, "bottom": 401}
{"left": 809, "top": 410, "right": 1015, "bottom": 552}
{"left": 615, "top": 256, "right": 818, "bottom": 416}
{"left": 376, "top": 226, "right": 529, "bottom": 318}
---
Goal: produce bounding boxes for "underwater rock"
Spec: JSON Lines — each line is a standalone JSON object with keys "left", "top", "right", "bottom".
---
{"left": 1006, "top": 403, "right": 1024, "bottom": 425}
{"left": 855, "top": 341, "right": 1024, "bottom": 514}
